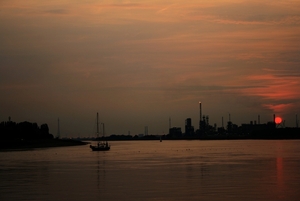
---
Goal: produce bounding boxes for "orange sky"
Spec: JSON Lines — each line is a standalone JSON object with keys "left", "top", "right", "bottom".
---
{"left": 1, "top": 0, "right": 300, "bottom": 136}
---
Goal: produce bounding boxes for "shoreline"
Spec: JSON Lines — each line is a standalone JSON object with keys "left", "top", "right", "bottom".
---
{"left": 0, "top": 139, "right": 88, "bottom": 151}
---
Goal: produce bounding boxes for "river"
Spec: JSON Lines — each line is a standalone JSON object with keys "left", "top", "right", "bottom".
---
{"left": 1, "top": 140, "right": 300, "bottom": 201}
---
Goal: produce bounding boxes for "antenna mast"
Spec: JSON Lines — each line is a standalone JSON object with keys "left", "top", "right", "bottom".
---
{"left": 102, "top": 123, "right": 105, "bottom": 137}
{"left": 97, "top": 112, "right": 99, "bottom": 138}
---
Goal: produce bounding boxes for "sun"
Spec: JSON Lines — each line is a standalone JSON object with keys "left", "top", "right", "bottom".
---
{"left": 275, "top": 117, "right": 282, "bottom": 124}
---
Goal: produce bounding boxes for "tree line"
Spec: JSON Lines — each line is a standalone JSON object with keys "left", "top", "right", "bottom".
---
{"left": 0, "top": 120, "right": 53, "bottom": 140}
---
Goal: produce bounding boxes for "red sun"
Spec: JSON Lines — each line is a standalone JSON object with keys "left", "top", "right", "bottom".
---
{"left": 275, "top": 117, "right": 282, "bottom": 124}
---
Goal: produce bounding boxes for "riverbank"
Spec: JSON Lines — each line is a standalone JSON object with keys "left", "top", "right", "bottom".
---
{"left": 0, "top": 139, "right": 88, "bottom": 151}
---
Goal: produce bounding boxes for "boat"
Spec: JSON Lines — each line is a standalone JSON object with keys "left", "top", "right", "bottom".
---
{"left": 90, "top": 141, "right": 110, "bottom": 151}
{"left": 90, "top": 112, "right": 110, "bottom": 151}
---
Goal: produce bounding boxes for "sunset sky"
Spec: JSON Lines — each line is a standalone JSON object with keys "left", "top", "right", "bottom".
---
{"left": 1, "top": 0, "right": 300, "bottom": 137}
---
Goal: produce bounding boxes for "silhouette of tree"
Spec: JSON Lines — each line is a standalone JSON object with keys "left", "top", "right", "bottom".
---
{"left": 0, "top": 120, "right": 53, "bottom": 140}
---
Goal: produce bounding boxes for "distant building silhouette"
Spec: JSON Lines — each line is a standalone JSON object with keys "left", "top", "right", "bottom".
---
{"left": 169, "top": 127, "right": 182, "bottom": 138}
{"left": 185, "top": 118, "right": 194, "bottom": 136}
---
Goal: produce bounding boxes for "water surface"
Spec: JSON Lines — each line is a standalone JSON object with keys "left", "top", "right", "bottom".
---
{"left": 1, "top": 140, "right": 300, "bottom": 201}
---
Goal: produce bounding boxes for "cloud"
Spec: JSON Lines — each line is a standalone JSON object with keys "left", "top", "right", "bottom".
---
{"left": 263, "top": 103, "right": 294, "bottom": 114}
{"left": 43, "top": 9, "right": 69, "bottom": 15}
{"left": 240, "top": 70, "right": 300, "bottom": 114}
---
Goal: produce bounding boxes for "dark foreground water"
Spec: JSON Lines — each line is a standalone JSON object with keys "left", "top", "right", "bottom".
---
{"left": 1, "top": 140, "right": 300, "bottom": 201}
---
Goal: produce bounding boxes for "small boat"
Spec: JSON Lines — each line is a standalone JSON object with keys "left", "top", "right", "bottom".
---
{"left": 90, "top": 142, "right": 110, "bottom": 151}
{"left": 90, "top": 112, "right": 110, "bottom": 151}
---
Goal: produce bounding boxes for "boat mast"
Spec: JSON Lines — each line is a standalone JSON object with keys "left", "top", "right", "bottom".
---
{"left": 102, "top": 123, "right": 105, "bottom": 138}
{"left": 97, "top": 112, "right": 99, "bottom": 139}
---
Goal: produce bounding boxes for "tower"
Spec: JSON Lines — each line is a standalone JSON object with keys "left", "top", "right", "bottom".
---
{"left": 199, "top": 101, "right": 202, "bottom": 130}
{"left": 206, "top": 115, "right": 209, "bottom": 126}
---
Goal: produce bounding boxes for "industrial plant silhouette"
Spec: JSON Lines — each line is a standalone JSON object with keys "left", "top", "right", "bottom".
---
{"left": 166, "top": 102, "right": 298, "bottom": 139}
{"left": 1, "top": 102, "right": 300, "bottom": 148}
{"left": 88, "top": 102, "right": 299, "bottom": 141}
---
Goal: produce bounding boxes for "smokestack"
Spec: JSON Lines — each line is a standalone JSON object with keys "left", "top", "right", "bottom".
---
{"left": 273, "top": 114, "right": 276, "bottom": 123}
{"left": 200, "top": 102, "right": 202, "bottom": 120}
{"left": 258, "top": 115, "right": 260, "bottom": 125}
